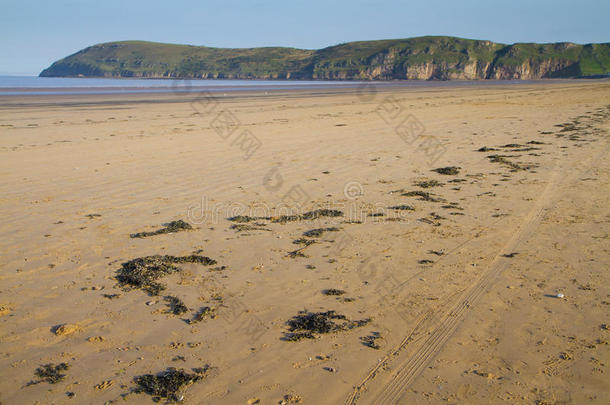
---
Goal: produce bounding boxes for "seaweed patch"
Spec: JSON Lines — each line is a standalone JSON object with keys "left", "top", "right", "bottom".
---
{"left": 133, "top": 366, "right": 211, "bottom": 403}
{"left": 414, "top": 180, "right": 443, "bottom": 188}
{"left": 432, "top": 166, "right": 460, "bottom": 175}
{"left": 164, "top": 296, "right": 188, "bottom": 315}
{"left": 360, "top": 332, "right": 383, "bottom": 349}
{"left": 323, "top": 289, "right": 346, "bottom": 296}
{"left": 189, "top": 306, "right": 216, "bottom": 323}
{"left": 303, "top": 227, "right": 339, "bottom": 238}
{"left": 388, "top": 205, "right": 414, "bottom": 211}
{"left": 116, "top": 255, "right": 217, "bottom": 296}
{"left": 272, "top": 209, "right": 343, "bottom": 224}
{"left": 130, "top": 220, "right": 193, "bottom": 238}
{"left": 27, "top": 363, "right": 70, "bottom": 385}
{"left": 283, "top": 310, "right": 370, "bottom": 341}
{"left": 401, "top": 191, "right": 444, "bottom": 202}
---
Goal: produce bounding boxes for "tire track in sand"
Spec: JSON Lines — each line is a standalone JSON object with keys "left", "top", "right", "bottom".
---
{"left": 351, "top": 164, "right": 561, "bottom": 404}
{"left": 348, "top": 126, "right": 609, "bottom": 404}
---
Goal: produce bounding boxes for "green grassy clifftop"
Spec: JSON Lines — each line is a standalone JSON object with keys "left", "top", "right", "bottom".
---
{"left": 40, "top": 36, "right": 610, "bottom": 80}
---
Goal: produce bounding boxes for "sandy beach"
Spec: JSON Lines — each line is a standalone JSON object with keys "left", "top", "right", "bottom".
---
{"left": 0, "top": 80, "right": 609, "bottom": 404}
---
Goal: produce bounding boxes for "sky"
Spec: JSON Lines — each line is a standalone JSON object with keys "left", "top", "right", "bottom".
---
{"left": 1, "top": 0, "right": 609, "bottom": 75}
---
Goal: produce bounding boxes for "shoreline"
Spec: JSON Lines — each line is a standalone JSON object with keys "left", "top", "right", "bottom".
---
{"left": 1, "top": 79, "right": 608, "bottom": 109}
{"left": 1, "top": 78, "right": 608, "bottom": 98}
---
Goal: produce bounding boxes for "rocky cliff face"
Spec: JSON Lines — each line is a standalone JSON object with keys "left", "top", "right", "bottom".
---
{"left": 40, "top": 37, "right": 610, "bottom": 80}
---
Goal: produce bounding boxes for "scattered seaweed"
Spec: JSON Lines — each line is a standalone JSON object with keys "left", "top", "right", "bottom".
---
{"left": 189, "top": 306, "right": 216, "bottom": 323}
{"left": 130, "top": 220, "right": 193, "bottom": 238}
{"left": 116, "top": 255, "right": 217, "bottom": 296}
{"left": 28, "top": 363, "right": 70, "bottom": 385}
{"left": 287, "top": 249, "right": 308, "bottom": 258}
{"left": 441, "top": 202, "right": 463, "bottom": 210}
{"left": 283, "top": 310, "right": 370, "bottom": 341}
{"left": 228, "top": 209, "right": 343, "bottom": 225}
{"left": 280, "top": 393, "right": 303, "bottom": 404}
{"left": 292, "top": 238, "right": 315, "bottom": 246}
{"left": 428, "top": 250, "right": 445, "bottom": 256}
{"left": 477, "top": 146, "right": 497, "bottom": 152}
{"left": 414, "top": 180, "right": 443, "bottom": 188}
{"left": 85, "top": 214, "right": 101, "bottom": 219}
{"left": 360, "top": 332, "right": 382, "bottom": 349}
{"left": 323, "top": 289, "right": 346, "bottom": 296}
{"left": 165, "top": 296, "right": 188, "bottom": 315}
{"left": 432, "top": 166, "right": 460, "bottom": 175}
{"left": 487, "top": 154, "right": 530, "bottom": 171}
{"left": 368, "top": 212, "right": 385, "bottom": 217}
{"left": 303, "top": 227, "right": 339, "bottom": 238}
{"left": 419, "top": 212, "right": 445, "bottom": 226}
{"left": 401, "top": 191, "right": 444, "bottom": 202}
{"left": 418, "top": 259, "right": 435, "bottom": 264}
{"left": 230, "top": 223, "right": 270, "bottom": 233}
{"left": 102, "top": 293, "right": 121, "bottom": 299}
{"left": 502, "top": 252, "right": 519, "bottom": 258}
{"left": 388, "top": 205, "right": 414, "bottom": 211}
{"left": 228, "top": 215, "right": 265, "bottom": 223}
{"left": 273, "top": 209, "right": 343, "bottom": 224}
{"left": 133, "top": 366, "right": 210, "bottom": 403}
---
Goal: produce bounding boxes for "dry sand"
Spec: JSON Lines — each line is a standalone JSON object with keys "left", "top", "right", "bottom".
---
{"left": 0, "top": 81, "right": 609, "bottom": 404}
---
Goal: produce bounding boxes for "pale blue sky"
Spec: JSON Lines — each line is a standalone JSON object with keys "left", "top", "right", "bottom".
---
{"left": 1, "top": 0, "right": 608, "bottom": 75}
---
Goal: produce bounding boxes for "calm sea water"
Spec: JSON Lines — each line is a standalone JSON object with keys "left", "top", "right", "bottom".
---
{"left": 0, "top": 75, "right": 544, "bottom": 96}
{"left": 0, "top": 76, "right": 366, "bottom": 95}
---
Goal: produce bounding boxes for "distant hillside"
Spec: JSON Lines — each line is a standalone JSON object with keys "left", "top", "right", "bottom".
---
{"left": 40, "top": 36, "right": 610, "bottom": 80}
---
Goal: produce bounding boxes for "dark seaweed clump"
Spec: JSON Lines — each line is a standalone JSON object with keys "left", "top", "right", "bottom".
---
{"left": 116, "top": 255, "right": 217, "bottom": 296}
{"left": 227, "top": 215, "right": 265, "bottom": 223}
{"left": 432, "top": 166, "right": 460, "bottom": 175}
{"left": 228, "top": 209, "right": 343, "bottom": 224}
{"left": 360, "top": 332, "right": 382, "bottom": 349}
{"left": 303, "top": 227, "right": 339, "bottom": 238}
{"left": 230, "top": 223, "right": 270, "bottom": 232}
{"left": 164, "top": 296, "right": 188, "bottom": 315}
{"left": 283, "top": 310, "right": 370, "bottom": 341}
{"left": 389, "top": 204, "right": 414, "bottom": 211}
{"left": 273, "top": 209, "right": 343, "bottom": 224}
{"left": 323, "top": 289, "right": 346, "bottom": 296}
{"left": 28, "top": 363, "right": 70, "bottom": 385}
{"left": 487, "top": 155, "right": 530, "bottom": 171}
{"left": 287, "top": 248, "right": 308, "bottom": 258}
{"left": 133, "top": 366, "right": 210, "bottom": 403}
{"left": 414, "top": 180, "right": 443, "bottom": 188}
{"left": 477, "top": 146, "right": 497, "bottom": 152}
{"left": 401, "top": 191, "right": 444, "bottom": 202}
{"left": 189, "top": 306, "right": 216, "bottom": 323}
{"left": 130, "top": 220, "right": 193, "bottom": 238}
{"left": 293, "top": 238, "right": 316, "bottom": 246}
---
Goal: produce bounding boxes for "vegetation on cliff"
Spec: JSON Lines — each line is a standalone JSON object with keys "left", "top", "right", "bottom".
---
{"left": 40, "top": 36, "right": 610, "bottom": 80}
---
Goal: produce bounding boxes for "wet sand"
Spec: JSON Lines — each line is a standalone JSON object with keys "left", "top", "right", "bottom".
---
{"left": 0, "top": 81, "right": 609, "bottom": 404}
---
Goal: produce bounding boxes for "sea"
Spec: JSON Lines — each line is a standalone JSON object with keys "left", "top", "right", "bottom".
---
{"left": 0, "top": 75, "right": 547, "bottom": 96}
